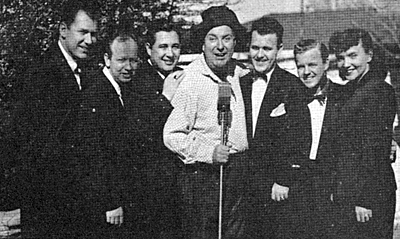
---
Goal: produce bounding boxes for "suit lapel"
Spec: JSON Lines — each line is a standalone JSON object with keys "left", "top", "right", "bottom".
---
{"left": 50, "top": 46, "right": 81, "bottom": 96}
{"left": 240, "top": 74, "right": 254, "bottom": 143}
{"left": 316, "top": 84, "right": 342, "bottom": 161}
{"left": 253, "top": 68, "right": 284, "bottom": 139}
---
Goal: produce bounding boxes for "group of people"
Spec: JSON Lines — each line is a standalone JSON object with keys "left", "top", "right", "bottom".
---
{"left": 8, "top": 0, "right": 396, "bottom": 238}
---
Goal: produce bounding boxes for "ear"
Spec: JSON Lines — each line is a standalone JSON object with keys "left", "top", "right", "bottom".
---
{"left": 277, "top": 43, "right": 283, "bottom": 55}
{"left": 367, "top": 50, "right": 373, "bottom": 63}
{"left": 104, "top": 53, "right": 111, "bottom": 68}
{"left": 145, "top": 43, "right": 152, "bottom": 58}
{"left": 324, "top": 57, "right": 330, "bottom": 71}
{"left": 59, "top": 22, "right": 68, "bottom": 40}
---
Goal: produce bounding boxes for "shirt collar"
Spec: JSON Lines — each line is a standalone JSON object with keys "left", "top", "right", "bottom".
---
{"left": 103, "top": 67, "right": 122, "bottom": 96}
{"left": 266, "top": 68, "right": 274, "bottom": 81}
{"left": 147, "top": 59, "right": 166, "bottom": 79}
{"left": 58, "top": 40, "right": 78, "bottom": 73}
{"left": 198, "top": 53, "right": 249, "bottom": 83}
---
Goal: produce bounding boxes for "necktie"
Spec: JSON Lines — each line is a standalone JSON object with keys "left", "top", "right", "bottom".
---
{"left": 74, "top": 65, "right": 81, "bottom": 75}
{"left": 74, "top": 65, "right": 82, "bottom": 90}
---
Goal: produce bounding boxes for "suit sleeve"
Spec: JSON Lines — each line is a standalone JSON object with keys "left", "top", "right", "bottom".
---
{"left": 138, "top": 94, "right": 173, "bottom": 146}
{"left": 356, "top": 83, "right": 396, "bottom": 206}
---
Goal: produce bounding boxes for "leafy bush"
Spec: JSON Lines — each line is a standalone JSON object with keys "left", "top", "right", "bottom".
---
{"left": 0, "top": 0, "right": 185, "bottom": 209}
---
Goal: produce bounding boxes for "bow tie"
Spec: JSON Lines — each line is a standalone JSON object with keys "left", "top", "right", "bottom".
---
{"left": 254, "top": 73, "right": 268, "bottom": 82}
{"left": 310, "top": 94, "right": 326, "bottom": 105}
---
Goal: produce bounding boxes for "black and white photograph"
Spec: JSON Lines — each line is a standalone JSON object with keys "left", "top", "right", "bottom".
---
{"left": 1, "top": 0, "right": 400, "bottom": 238}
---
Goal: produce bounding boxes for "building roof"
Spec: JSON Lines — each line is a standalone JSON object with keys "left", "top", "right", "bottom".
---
{"left": 243, "top": 8, "right": 398, "bottom": 51}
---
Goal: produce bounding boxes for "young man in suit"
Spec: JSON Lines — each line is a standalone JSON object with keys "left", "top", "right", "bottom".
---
{"left": 70, "top": 23, "right": 143, "bottom": 238}
{"left": 132, "top": 19, "right": 184, "bottom": 238}
{"left": 278, "top": 39, "right": 338, "bottom": 238}
{"left": 329, "top": 28, "right": 396, "bottom": 239}
{"left": 240, "top": 16, "right": 304, "bottom": 238}
{"left": 20, "top": 0, "right": 100, "bottom": 237}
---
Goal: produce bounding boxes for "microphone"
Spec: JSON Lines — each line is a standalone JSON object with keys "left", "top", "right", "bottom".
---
{"left": 217, "top": 82, "right": 232, "bottom": 145}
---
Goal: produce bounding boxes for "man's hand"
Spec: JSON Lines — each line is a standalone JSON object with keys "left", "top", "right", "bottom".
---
{"left": 162, "top": 70, "right": 185, "bottom": 101}
{"left": 355, "top": 206, "right": 372, "bottom": 222}
{"left": 106, "top": 207, "right": 123, "bottom": 225}
{"left": 271, "top": 183, "right": 289, "bottom": 202}
{"left": 212, "top": 144, "right": 230, "bottom": 164}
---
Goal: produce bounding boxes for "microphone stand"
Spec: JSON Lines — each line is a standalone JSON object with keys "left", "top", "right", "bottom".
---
{"left": 219, "top": 111, "right": 230, "bottom": 239}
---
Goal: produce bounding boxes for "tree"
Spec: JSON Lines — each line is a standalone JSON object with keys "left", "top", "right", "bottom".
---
{"left": 0, "top": 0, "right": 182, "bottom": 212}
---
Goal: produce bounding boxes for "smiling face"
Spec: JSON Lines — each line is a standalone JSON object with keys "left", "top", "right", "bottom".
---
{"left": 59, "top": 10, "right": 98, "bottom": 60}
{"left": 104, "top": 37, "right": 139, "bottom": 84}
{"left": 202, "top": 25, "right": 236, "bottom": 72}
{"left": 146, "top": 30, "right": 181, "bottom": 74}
{"left": 295, "top": 47, "right": 329, "bottom": 89}
{"left": 249, "top": 31, "right": 282, "bottom": 74}
{"left": 336, "top": 40, "right": 372, "bottom": 81}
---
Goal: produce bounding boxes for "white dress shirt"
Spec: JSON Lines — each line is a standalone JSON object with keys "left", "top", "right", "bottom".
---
{"left": 251, "top": 69, "right": 274, "bottom": 137}
{"left": 58, "top": 40, "right": 82, "bottom": 90}
{"left": 308, "top": 98, "right": 327, "bottom": 160}
{"left": 103, "top": 67, "right": 124, "bottom": 106}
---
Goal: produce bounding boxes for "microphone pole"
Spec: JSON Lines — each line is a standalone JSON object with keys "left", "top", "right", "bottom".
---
{"left": 217, "top": 82, "right": 232, "bottom": 239}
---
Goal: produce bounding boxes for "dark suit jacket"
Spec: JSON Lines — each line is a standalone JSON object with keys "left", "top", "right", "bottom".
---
{"left": 333, "top": 67, "right": 396, "bottom": 209}
{"left": 20, "top": 44, "right": 95, "bottom": 236}
{"left": 282, "top": 78, "right": 340, "bottom": 189}
{"left": 132, "top": 61, "right": 177, "bottom": 153}
{"left": 18, "top": 44, "right": 100, "bottom": 238}
{"left": 130, "top": 60, "right": 183, "bottom": 237}
{"left": 240, "top": 66, "right": 304, "bottom": 204}
{"left": 70, "top": 70, "right": 141, "bottom": 216}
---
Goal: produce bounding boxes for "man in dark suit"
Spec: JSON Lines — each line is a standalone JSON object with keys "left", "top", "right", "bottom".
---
{"left": 132, "top": 19, "right": 184, "bottom": 238}
{"left": 69, "top": 23, "right": 143, "bottom": 238}
{"left": 20, "top": 0, "right": 100, "bottom": 237}
{"left": 278, "top": 39, "right": 338, "bottom": 238}
{"left": 329, "top": 28, "right": 396, "bottom": 239}
{"left": 240, "top": 16, "right": 304, "bottom": 238}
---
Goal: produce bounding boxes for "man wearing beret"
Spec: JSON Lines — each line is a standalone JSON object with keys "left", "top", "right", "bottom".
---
{"left": 164, "top": 6, "right": 250, "bottom": 239}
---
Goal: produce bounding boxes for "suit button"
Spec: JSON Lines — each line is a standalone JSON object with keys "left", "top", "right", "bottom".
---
{"left": 92, "top": 108, "right": 96, "bottom": 113}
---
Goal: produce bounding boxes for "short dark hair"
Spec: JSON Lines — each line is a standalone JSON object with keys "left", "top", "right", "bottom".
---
{"left": 145, "top": 19, "right": 180, "bottom": 47}
{"left": 294, "top": 39, "right": 329, "bottom": 63}
{"left": 251, "top": 17, "right": 284, "bottom": 46}
{"left": 60, "top": 0, "right": 101, "bottom": 28}
{"left": 103, "top": 23, "right": 139, "bottom": 58}
{"left": 329, "top": 28, "right": 373, "bottom": 55}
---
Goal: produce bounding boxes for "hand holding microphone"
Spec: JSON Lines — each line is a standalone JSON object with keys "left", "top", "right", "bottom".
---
{"left": 212, "top": 144, "right": 231, "bottom": 164}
